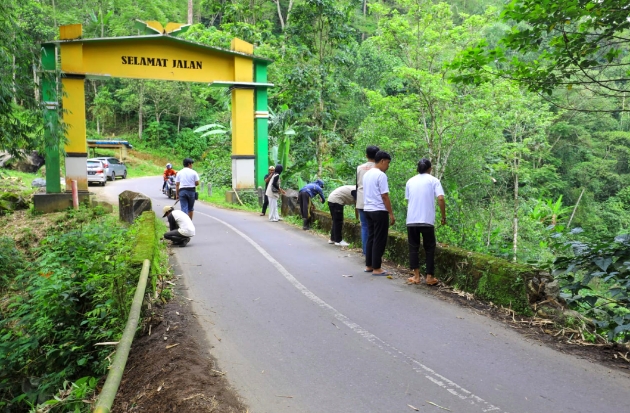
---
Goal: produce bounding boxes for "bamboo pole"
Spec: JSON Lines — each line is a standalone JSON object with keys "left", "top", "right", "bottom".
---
{"left": 93, "top": 259, "right": 151, "bottom": 413}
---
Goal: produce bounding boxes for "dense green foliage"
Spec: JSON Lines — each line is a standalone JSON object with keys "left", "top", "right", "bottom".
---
{"left": 450, "top": 0, "right": 630, "bottom": 102}
{"left": 3, "top": 0, "right": 630, "bottom": 342}
{"left": 0, "top": 208, "right": 144, "bottom": 411}
{"left": 552, "top": 231, "right": 630, "bottom": 342}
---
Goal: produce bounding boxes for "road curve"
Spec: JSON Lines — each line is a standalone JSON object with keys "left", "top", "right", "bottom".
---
{"left": 97, "top": 177, "right": 629, "bottom": 413}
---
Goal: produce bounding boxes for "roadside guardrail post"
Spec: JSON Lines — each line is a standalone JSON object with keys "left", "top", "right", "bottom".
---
{"left": 93, "top": 259, "right": 151, "bottom": 413}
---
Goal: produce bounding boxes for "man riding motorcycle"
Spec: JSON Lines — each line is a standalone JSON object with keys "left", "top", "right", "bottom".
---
{"left": 162, "top": 163, "right": 177, "bottom": 193}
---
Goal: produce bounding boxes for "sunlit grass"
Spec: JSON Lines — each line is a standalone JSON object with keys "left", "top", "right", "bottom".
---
{"left": 90, "top": 147, "right": 165, "bottom": 178}
{"left": 197, "top": 186, "right": 258, "bottom": 212}
{"left": 0, "top": 169, "right": 41, "bottom": 187}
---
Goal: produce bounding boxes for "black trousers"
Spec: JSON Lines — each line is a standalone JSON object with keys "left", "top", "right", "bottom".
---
{"left": 261, "top": 194, "right": 269, "bottom": 214}
{"left": 298, "top": 191, "right": 311, "bottom": 220}
{"left": 365, "top": 210, "right": 390, "bottom": 269}
{"left": 328, "top": 202, "right": 344, "bottom": 242}
{"left": 407, "top": 226, "right": 436, "bottom": 275}
{"left": 164, "top": 230, "right": 189, "bottom": 244}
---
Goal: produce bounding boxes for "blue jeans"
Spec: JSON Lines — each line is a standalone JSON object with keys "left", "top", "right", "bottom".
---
{"left": 179, "top": 188, "right": 196, "bottom": 213}
{"left": 358, "top": 209, "right": 368, "bottom": 255}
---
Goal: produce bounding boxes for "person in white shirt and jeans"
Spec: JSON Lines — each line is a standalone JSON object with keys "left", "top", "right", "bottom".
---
{"left": 175, "top": 158, "right": 200, "bottom": 220}
{"left": 405, "top": 158, "right": 446, "bottom": 286}
{"left": 355, "top": 145, "right": 379, "bottom": 255}
{"left": 363, "top": 151, "right": 395, "bottom": 276}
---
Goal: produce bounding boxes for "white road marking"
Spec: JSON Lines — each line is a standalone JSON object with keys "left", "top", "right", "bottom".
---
{"left": 197, "top": 211, "right": 507, "bottom": 413}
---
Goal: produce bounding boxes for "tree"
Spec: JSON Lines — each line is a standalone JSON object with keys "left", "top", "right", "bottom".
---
{"left": 450, "top": 0, "right": 630, "bottom": 109}
{"left": 89, "top": 87, "right": 115, "bottom": 135}
{"left": 357, "top": 1, "right": 497, "bottom": 179}
{"left": 491, "top": 83, "right": 556, "bottom": 260}
{"left": 284, "top": 0, "right": 357, "bottom": 177}
{"left": 0, "top": 0, "right": 44, "bottom": 156}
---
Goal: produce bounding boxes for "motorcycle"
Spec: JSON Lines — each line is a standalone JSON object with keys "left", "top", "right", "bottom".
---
{"left": 164, "top": 175, "right": 176, "bottom": 199}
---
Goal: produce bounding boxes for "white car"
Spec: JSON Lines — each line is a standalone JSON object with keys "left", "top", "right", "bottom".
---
{"left": 87, "top": 159, "right": 108, "bottom": 186}
{"left": 94, "top": 157, "right": 128, "bottom": 181}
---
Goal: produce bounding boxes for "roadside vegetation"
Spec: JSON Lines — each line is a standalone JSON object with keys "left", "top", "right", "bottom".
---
{"left": 0, "top": 203, "right": 169, "bottom": 412}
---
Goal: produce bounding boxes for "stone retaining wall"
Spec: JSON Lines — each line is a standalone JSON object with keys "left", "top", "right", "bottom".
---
{"left": 312, "top": 210, "right": 536, "bottom": 315}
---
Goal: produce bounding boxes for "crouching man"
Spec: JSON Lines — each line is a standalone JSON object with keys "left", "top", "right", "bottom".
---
{"left": 162, "top": 205, "right": 195, "bottom": 247}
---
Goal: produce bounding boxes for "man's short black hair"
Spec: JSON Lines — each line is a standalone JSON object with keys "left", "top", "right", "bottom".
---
{"left": 375, "top": 150, "right": 391, "bottom": 163}
{"left": 366, "top": 145, "right": 380, "bottom": 159}
{"left": 183, "top": 158, "right": 194, "bottom": 167}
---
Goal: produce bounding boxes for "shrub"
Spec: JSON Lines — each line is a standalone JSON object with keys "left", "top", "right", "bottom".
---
{"left": 0, "top": 214, "right": 141, "bottom": 409}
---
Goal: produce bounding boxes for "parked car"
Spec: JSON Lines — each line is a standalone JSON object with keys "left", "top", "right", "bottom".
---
{"left": 87, "top": 159, "right": 108, "bottom": 186}
{"left": 94, "top": 157, "right": 128, "bottom": 181}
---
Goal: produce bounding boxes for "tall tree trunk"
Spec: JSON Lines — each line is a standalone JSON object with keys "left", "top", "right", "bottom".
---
{"left": 512, "top": 168, "right": 519, "bottom": 262}
{"left": 12, "top": 54, "right": 17, "bottom": 104}
{"left": 33, "top": 63, "right": 40, "bottom": 102}
{"left": 96, "top": 118, "right": 100, "bottom": 134}
{"left": 567, "top": 188, "right": 585, "bottom": 228}
{"left": 138, "top": 82, "right": 144, "bottom": 140}
{"left": 188, "top": 0, "right": 193, "bottom": 25}
{"left": 486, "top": 207, "right": 493, "bottom": 247}
{"left": 177, "top": 113, "right": 181, "bottom": 133}
{"left": 274, "top": 0, "right": 285, "bottom": 31}
{"left": 100, "top": 7, "right": 104, "bottom": 37}
{"left": 362, "top": 0, "right": 367, "bottom": 40}
{"left": 52, "top": 0, "right": 57, "bottom": 27}
{"left": 316, "top": 93, "right": 325, "bottom": 177}
{"left": 285, "top": 0, "right": 295, "bottom": 28}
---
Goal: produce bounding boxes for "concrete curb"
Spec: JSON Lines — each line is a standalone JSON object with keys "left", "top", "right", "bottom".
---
{"left": 312, "top": 210, "right": 536, "bottom": 315}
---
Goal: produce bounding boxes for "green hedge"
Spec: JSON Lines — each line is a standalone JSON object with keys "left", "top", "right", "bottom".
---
{"left": 313, "top": 210, "right": 535, "bottom": 315}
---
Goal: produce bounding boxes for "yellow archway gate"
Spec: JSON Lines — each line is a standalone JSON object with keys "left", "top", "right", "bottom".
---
{"left": 38, "top": 22, "right": 272, "bottom": 207}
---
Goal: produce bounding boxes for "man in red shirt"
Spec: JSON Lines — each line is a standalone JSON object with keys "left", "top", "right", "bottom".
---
{"left": 162, "top": 163, "right": 177, "bottom": 193}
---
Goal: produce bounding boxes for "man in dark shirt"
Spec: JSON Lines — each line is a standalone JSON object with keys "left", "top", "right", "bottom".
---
{"left": 298, "top": 179, "right": 325, "bottom": 230}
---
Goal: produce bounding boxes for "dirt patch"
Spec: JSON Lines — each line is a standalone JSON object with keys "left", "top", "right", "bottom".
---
{"left": 111, "top": 296, "right": 246, "bottom": 412}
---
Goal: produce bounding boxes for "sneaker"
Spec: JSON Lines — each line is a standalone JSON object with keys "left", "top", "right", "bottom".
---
{"left": 179, "top": 238, "right": 190, "bottom": 247}
{"left": 335, "top": 240, "right": 349, "bottom": 247}
{"left": 328, "top": 240, "right": 335, "bottom": 244}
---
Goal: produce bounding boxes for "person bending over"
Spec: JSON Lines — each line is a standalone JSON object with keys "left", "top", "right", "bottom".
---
{"left": 162, "top": 205, "right": 196, "bottom": 248}
{"left": 298, "top": 179, "right": 325, "bottom": 230}
{"left": 327, "top": 184, "right": 356, "bottom": 246}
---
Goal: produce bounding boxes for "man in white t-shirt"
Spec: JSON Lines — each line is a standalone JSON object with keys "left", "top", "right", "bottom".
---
{"left": 363, "top": 150, "right": 395, "bottom": 276}
{"left": 162, "top": 205, "right": 196, "bottom": 247}
{"left": 405, "top": 158, "right": 446, "bottom": 286}
{"left": 175, "top": 158, "right": 200, "bottom": 220}
{"left": 356, "top": 145, "right": 379, "bottom": 255}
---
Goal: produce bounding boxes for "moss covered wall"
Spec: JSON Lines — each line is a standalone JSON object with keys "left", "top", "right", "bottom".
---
{"left": 130, "top": 211, "right": 158, "bottom": 268}
{"left": 312, "top": 210, "right": 535, "bottom": 315}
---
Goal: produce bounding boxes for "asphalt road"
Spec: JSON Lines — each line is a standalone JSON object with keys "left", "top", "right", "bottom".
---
{"left": 96, "top": 177, "right": 630, "bottom": 413}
